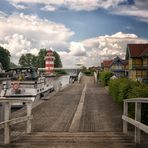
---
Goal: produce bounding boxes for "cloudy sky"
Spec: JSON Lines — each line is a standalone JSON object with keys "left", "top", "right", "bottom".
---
{"left": 0, "top": 0, "right": 148, "bottom": 67}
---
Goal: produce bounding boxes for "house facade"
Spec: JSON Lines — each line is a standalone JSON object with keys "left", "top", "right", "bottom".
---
{"left": 110, "top": 56, "right": 128, "bottom": 78}
{"left": 126, "top": 43, "right": 148, "bottom": 81}
{"left": 101, "top": 60, "right": 113, "bottom": 71}
{"left": 101, "top": 57, "right": 127, "bottom": 78}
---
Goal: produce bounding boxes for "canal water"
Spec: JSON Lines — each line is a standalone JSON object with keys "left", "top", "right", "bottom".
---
{"left": 47, "top": 75, "right": 70, "bottom": 88}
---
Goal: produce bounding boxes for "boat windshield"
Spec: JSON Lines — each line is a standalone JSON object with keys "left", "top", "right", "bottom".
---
{"left": 6, "top": 67, "right": 39, "bottom": 81}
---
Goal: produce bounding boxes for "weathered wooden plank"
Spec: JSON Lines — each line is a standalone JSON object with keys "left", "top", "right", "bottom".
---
{"left": 26, "top": 102, "right": 32, "bottom": 133}
{"left": 4, "top": 102, "right": 11, "bottom": 144}
{"left": 122, "top": 115, "right": 148, "bottom": 134}
{"left": 0, "top": 97, "right": 33, "bottom": 103}
{"left": 135, "top": 102, "right": 141, "bottom": 143}
{"left": 0, "top": 116, "right": 33, "bottom": 129}
{"left": 123, "top": 102, "right": 128, "bottom": 134}
{"left": 69, "top": 84, "right": 87, "bottom": 132}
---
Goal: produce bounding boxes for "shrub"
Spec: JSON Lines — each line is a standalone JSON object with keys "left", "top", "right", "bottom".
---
{"left": 109, "top": 79, "right": 120, "bottom": 101}
{"left": 109, "top": 79, "right": 148, "bottom": 124}
{"left": 109, "top": 78, "right": 139, "bottom": 104}
{"left": 128, "top": 84, "right": 148, "bottom": 98}
{"left": 128, "top": 84, "right": 148, "bottom": 124}
{"left": 99, "top": 71, "right": 113, "bottom": 86}
{"left": 83, "top": 71, "right": 92, "bottom": 76}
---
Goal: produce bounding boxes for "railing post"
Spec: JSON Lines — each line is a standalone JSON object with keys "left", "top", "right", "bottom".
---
{"left": 26, "top": 102, "right": 32, "bottom": 133}
{"left": 123, "top": 101, "right": 128, "bottom": 134}
{"left": 0, "top": 103, "right": 4, "bottom": 122}
{"left": 135, "top": 102, "right": 141, "bottom": 143}
{"left": 4, "top": 102, "right": 11, "bottom": 144}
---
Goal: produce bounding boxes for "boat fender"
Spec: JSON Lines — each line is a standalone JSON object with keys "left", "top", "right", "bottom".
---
{"left": 34, "top": 81, "right": 37, "bottom": 88}
{"left": 12, "top": 83, "right": 20, "bottom": 90}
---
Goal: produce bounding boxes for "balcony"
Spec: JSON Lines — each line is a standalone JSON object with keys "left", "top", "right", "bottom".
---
{"left": 132, "top": 64, "right": 148, "bottom": 70}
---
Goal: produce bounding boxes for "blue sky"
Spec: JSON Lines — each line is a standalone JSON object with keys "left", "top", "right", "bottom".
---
{"left": 0, "top": 0, "right": 148, "bottom": 67}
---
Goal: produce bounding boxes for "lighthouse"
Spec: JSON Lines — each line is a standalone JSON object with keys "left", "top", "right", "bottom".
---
{"left": 45, "top": 50, "right": 55, "bottom": 75}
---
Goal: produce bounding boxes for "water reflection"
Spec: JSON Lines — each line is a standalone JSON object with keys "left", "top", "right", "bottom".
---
{"left": 47, "top": 75, "right": 70, "bottom": 88}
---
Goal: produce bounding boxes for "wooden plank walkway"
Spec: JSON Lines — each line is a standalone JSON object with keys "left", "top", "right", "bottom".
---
{"left": 0, "top": 76, "right": 148, "bottom": 147}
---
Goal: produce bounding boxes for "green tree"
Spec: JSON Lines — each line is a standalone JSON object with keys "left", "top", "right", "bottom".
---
{"left": 81, "top": 66, "right": 87, "bottom": 73}
{"left": 53, "top": 51, "right": 62, "bottom": 67}
{"left": 37, "top": 49, "right": 47, "bottom": 68}
{"left": 19, "top": 53, "right": 38, "bottom": 67}
{"left": 99, "top": 71, "right": 113, "bottom": 86}
{"left": 10, "top": 62, "right": 17, "bottom": 68}
{"left": 0, "top": 46, "right": 10, "bottom": 70}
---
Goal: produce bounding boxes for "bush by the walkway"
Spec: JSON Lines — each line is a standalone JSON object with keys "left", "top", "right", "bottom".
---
{"left": 109, "top": 78, "right": 148, "bottom": 124}
{"left": 99, "top": 71, "right": 113, "bottom": 86}
{"left": 128, "top": 84, "right": 148, "bottom": 98}
{"left": 108, "top": 78, "right": 148, "bottom": 104}
{"left": 128, "top": 84, "right": 148, "bottom": 124}
{"left": 83, "top": 71, "right": 92, "bottom": 76}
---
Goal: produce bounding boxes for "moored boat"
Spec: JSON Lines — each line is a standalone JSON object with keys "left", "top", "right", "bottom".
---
{"left": 0, "top": 67, "right": 54, "bottom": 107}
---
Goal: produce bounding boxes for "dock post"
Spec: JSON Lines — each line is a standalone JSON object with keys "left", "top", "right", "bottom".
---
{"left": 4, "top": 102, "right": 11, "bottom": 144}
{"left": 26, "top": 102, "right": 32, "bottom": 133}
{"left": 135, "top": 102, "right": 141, "bottom": 143}
{"left": 0, "top": 103, "right": 4, "bottom": 122}
{"left": 123, "top": 102, "right": 128, "bottom": 134}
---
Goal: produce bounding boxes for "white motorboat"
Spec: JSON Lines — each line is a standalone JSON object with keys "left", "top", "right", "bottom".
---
{"left": 0, "top": 67, "right": 54, "bottom": 107}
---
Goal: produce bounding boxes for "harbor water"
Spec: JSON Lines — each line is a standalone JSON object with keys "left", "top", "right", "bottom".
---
{"left": 49, "top": 75, "right": 70, "bottom": 87}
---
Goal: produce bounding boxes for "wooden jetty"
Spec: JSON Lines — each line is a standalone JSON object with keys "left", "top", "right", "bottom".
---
{"left": 0, "top": 76, "right": 148, "bottom": 148}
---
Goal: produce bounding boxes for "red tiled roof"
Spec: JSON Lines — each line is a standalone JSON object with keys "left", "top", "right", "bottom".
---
{"left": 128, "top": 44, "right": 148, "bottom": 57}
{"left": 103, "top": 60, "right": 113, "bottom": 67}
{"left": 139, "top": 46, "right": 148, "bottom": 57}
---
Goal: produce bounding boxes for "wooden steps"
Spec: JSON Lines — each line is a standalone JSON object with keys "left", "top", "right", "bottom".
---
{"left": 0, "top": 131, "right": 143, "bottom": 148}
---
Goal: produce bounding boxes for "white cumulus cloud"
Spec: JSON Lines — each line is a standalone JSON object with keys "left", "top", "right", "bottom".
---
{"left": 41, "top": 5, "right": 57, "bottom": 12}
{"left": 0, "top": 12, "right": 74, "bottom": 64}
{"left": 110, "top": 0, "right": 148, "bottom": 23}
{"left": 7, "top": 0, "right": 148, "bottom": 23}
{"left": 7, "top": 0, "right": 126, "bottom": 11}
{"left": 0, "top": 34, "right": 37, "bottom": 63}
{"left": 58, "top": 32, "right": 148, "bottom": 67}
{"left": 79, "top": 32, "right": 147, "bottom": 66}
{"left": 69, "top": 42, "right": 86, "bottom": 56}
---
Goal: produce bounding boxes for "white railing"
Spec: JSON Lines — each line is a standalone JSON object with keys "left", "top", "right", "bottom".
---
{"left": 0, "top": 97, "right": 33, "bottom": 144}
{"left": 122, "top": 98, "right": 148, "bottom": 143}
{"left": 94, "top": 72, "right": 98, "bottom": 83}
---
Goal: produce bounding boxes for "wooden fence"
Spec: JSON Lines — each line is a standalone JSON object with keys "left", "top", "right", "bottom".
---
{"left": 0, "top": 97, "right": 33, "bottom": 144}
{"left": 122, "top": 98, "right": 148, "bottom": 143}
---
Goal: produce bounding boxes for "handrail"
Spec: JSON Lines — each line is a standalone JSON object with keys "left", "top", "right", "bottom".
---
{"left": 122, "top": 98, "right": 148, "bottom": 144}
{"left": 124, "top": 98, "right": 148, "bottom": 103}
{"left": 0, "top": 97, "right": 33, "bottom": 144}
{"left": 0, "top": 97, "right": 33, "bottom": 103}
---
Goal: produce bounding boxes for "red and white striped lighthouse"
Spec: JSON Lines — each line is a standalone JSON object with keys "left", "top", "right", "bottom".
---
{"left": 45, "top": 50, "right": 55, "bottom": 75}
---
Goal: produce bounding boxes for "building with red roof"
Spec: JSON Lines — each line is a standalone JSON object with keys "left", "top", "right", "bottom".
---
{"left": 101, "top": 60, "right": 113, "bottom": 71}
{"left": 126, "top": 43, "right": 148, "bottom": 81}
{"left": 101, "top": 56, "right": 128, "bottom": 78}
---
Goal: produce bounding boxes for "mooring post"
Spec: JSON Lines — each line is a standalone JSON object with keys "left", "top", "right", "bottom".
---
{"left": 0, "top": 103, "right": 4, "bottom": 122}
{"left": 4, "top": 102, "right": 11, "bottom": 144}
{"left": 135, "top": 102, "right": 141, "bottom": 143}
{"left": 123, "top": 101, "right": 128, "bottom": 134}
{"left": 26, "top": 102, "right": 32, "bottom": 133}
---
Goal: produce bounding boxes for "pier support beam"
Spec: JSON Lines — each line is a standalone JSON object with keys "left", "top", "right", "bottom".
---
{"left": 123, "top": 102, "right": 128, "bottom": 134}
{"left": 4, "top": 102, "right": 11, "bottom": 144}
{"left": 26, "top": 102, "right": 32, "bottom": 133}
{"left": 135, "top": 102, "right": 141, "bottom": 143}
